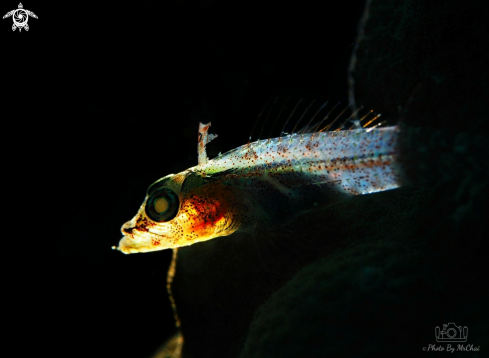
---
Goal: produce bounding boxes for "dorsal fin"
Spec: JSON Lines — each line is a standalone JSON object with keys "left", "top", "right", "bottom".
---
{"left": 249, "top": 96, "right": 385, "bottom": 145}
{"left": 198, "top": 122, "right": 218, "bottom": 166}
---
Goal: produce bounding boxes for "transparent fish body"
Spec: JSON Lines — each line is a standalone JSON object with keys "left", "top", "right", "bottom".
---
{"left": 116, "top": 125, "right": 401, "bottom": 254}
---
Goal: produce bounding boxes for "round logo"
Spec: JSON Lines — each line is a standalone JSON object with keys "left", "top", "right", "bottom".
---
{"left": 13, "top": 9, "right": 28, "bottom": 27}
{"left": 446, "top": 328, "right": 457, "bottom": 338}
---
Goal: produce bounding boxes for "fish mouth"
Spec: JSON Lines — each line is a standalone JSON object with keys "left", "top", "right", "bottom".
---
{"left": 114, "top": 235, "right": 146, "bottom": 254}
{"left": 114, "top": 231, "right": 171, "bottom": 254}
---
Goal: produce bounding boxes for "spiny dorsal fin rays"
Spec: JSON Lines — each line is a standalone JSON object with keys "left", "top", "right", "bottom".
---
{"left": 278, "top": 98, "right": 303, "bottom": 143}
{"left": 298, "top": 101, "right": 329, "bottom": 138}
{"left": 198, "top": 122, "right": 218, "bottom": 167}
{"left": 334, "top": 105, "right": 363, "bottom": 132}
{"left": 249, "top": 95, "right": 273, "bottom": 144}
{"left": 258, "top": 96, "right": 278, "bottom": 141}
{"left": 359, "top": 109, "right": 374, "bottom": 123}
{"left": 365, "top": 120, "right": 386, "bottom": 132}
{"left": 268, "top": 96, "right": 291, "bottom": 143}
{"left": 248, "top": 97, "right": 383, "bottom": 151}
{"left": 290, "top": 99, "right": 316, "bottom": 135}
{"left": 363, "top": 113, "right": 382, "bottom": 128}
{"left": 348, "top": 109, "right": 374, "bottom": 130}
{"left": 318, "top": 104, "right": 350, "bottom": 132}
{"left": 311, "top": 101, "right": 341, "bottom": 135}
{"left": 338, "top": 109, "right": 383, "bottom": 130}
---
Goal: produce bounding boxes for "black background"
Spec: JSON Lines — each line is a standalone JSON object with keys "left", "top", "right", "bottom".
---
{"left": 2, "top": 0, "right": 367, "bottom": 357}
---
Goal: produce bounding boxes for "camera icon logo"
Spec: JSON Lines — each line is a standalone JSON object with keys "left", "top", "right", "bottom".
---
{"left": 435, "top": 322, "right": 468, "bottom": 342}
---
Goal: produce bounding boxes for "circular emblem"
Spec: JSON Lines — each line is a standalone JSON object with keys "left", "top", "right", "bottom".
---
{"left": 12, "top": 9, "right": 28, "bottom": 27}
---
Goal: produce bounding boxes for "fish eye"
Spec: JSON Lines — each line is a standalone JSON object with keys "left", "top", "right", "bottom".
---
{"left": 145, "top": 188, "right": 179, "bottom": 222}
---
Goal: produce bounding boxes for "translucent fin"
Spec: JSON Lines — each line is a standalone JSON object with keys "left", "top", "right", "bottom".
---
{"left": 198, "top": 122, "right": 218, "bottom": 166}
{"left": 279, "top": 98, "right": 303, "bottom": 142}
{"left": 318, "top": 104, "right": 350, "bottom": 132}
{"left": 258, "top": 96, "right": 278, "bottom": 140}
{"left": 249, "top": 96, "right": 274, "bottom": 143}
{"left": 268, "top": 96, "right": 290, "bottom": 142}
{"left": 298, "top": 101, "right": 329, "bottom": 136}
{"left": 291, "top": 99, "right": 316, "bottom": 134}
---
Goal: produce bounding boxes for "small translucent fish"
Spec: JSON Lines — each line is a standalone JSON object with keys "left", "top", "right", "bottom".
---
{"left": 114, "top": 121, "right": 401, "bottom": 254}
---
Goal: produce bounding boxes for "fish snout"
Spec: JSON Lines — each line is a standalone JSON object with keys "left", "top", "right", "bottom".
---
{"left": 121, "top": 220, "right": 135, "bottom": 236}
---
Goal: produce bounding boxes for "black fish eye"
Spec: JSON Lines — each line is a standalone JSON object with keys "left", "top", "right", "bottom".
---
{"left": 145, "top": 188, "right": 179, "bottom": 222}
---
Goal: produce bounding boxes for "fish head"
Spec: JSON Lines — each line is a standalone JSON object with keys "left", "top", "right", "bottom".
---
{"left": 115, "top": 169, "right": 243, "bottom": 254}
